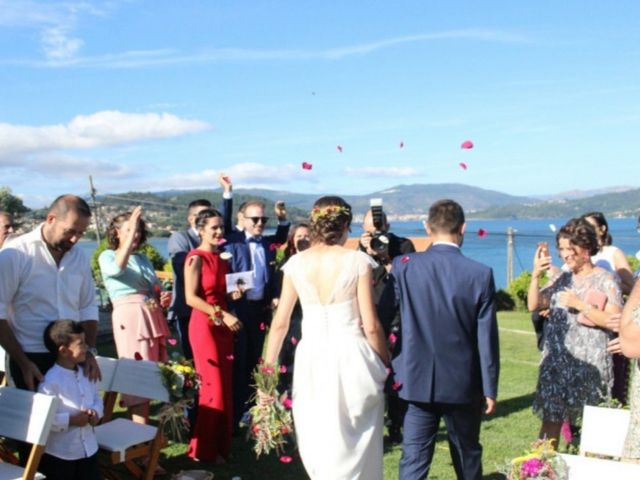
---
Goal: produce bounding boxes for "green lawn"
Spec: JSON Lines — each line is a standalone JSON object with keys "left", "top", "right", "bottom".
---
{"left": 99, "top": 311, "right": 543, "bottom": 479}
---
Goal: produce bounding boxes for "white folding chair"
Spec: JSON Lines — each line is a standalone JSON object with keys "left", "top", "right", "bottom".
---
{"left": 0, "top": 386, "right": 59, "bottom": 480}
{"left": 579, "top": 405, "right": 631, "bottom": 457}
{"left": 94, "top": 358, "right": 169, "bottom": 480}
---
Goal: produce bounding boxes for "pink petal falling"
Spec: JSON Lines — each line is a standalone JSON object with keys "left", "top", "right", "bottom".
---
{"left": 336, "top": 144, "right": 343, "bottom": 153}
{"left": 283, "top": 398, "right": 293, "bottom": 409}
{"left": 269, "top": 243, "right": 282, "bottom": 252}
{"left": 400, "top": 256, "right": 410, "bottom": 264}
{"left": 302, "top": 162, "right": 313, "bottom": 170}
{"left": 459, "top": 162, "right": 468, "bottom": 170}
{"left": 477, "top": 228, "right": 488, "bottom": 238}
{"left": 290, "top": 336, "right": 298, "bottom": 345}
{"left": 225, "top": 354, "right": 234, "bottom": 361}
{"left": 388, "top": 333, "right": 397, "bottom": 345}
{"left": 259, "top": 322, "right": 266, "bottom": 331}
{"left": 461, "top": 140, "right": 474, "bottom": 149}
{"left": 134, "top": 352, "right": 143, "bottom": 361}
{"left": 280, "top": 455, "right": 293, "bottom": 464}
{"left": 167, "top": 338, "right": 177, "bottom": 346}
{"left": 279, "top": 365, "right": 287, "bottom": 373}
{"left": 560, "top": 420, "right": 573, "bottom": 444}
{"left": 399, "top": 141, "right": 404, "bottom": 149}
{"left": 391, "top": 381, "right": 402, "bottom": 391}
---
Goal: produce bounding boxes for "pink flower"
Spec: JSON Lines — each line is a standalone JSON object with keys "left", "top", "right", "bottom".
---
{"left": 520, "top": 458, "right": 545, "bottom": 477}
{"left": 561, "top": 420, "right": 573, "bottom": 444}
{"left": 280, "top": 455, "right": 293, "bottom": 463}
{"left": 283, "top": 398, "right": 293, "bottom": 409}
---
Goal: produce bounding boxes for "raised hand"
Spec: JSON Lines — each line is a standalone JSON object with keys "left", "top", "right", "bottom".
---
{"left": 218, "top": 173, "right": 232, "bottom": 193}
{"left": 274, "top": 201, "right": 287, "bottom": 220}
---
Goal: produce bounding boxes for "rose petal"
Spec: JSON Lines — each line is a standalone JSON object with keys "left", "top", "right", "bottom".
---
{"left": 279, "top": 365, "right": 287, "bottom": 373}
{"left": 269, "top": 243, "right": 282, "bottom": 252}
{"left": 400, "top": 256, "right": 410, "bottom": 264}
{"left": 290, "top": 336, "right": 298, "bottom": 345}
{"left": 388, "top": 333, "right": 397, "bottom": 345}
{"left": 336, "top": 144, "right": 343, "bottom": 153}
{"left": 167, "top": 338, "right": 178, "bottom": 346}
{"left": 391, "top": 381, "right": 402, "bottom": 391}
{"left": 259, "top": 322, "right": 266, "bottom": 331}
{"left": 301, "top": 161, "right": 313, "bottom": 170}
{"left": 280, "top": 455, "right": 293, "bottom": 463}
{"left": 217, "top": 238, "right": 227, "bottom": 246}
{"left": 226, "top": 354, "right": 234, "bottom": 361}
{"left": 459, "top": 162, "right": 468, "bottom": 170}
{"left": 561, "top": 420, "right": 573, "bottom": 444}
{"left": 461, "top": 140, "right": 474, "bottom": 149}
{"left": 477, "top": 228, "right": 488, "bottom": 238}
{"left": 134, "top": 352, "right": 143, "bottom": 361}
{"left": 283, "top": 398, "right": 293, "bottom": 409}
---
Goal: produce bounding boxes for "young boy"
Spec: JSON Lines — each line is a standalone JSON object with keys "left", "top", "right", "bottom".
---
{"left": 37, "top": 320, "right": 103, "bottom": 480}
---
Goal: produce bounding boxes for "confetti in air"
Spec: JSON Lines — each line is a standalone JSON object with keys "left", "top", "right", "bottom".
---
{"left": 459, "top": 162, "right": 468, "bottom": 170}
{"left": 301, "top": 162, "right": 313, "bottom": 170}
{"left": 461, "top": 140, "right": 474, "bottom": 149}
{"left": 336, "top": 145, "right": 343, "bottom": 153}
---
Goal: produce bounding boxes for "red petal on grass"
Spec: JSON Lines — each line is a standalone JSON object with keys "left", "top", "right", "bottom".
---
{"left": 477, "top": 228, "right": 488, "bottom": 238}
{"left": 459, "top": 162, "right": 468, "bottom": 170}
{"left": 336, "top": 144, "right": 343, "bottom": 153}
{"left": 279, "top": 365, "right": 287, "bottom": 373}
{"left": 290, "top": 336, "right": 298, "bottom": 345}
{"left": 280, "top": 455, "right": 293, "bottom": 463}
{"left": 301, "top": 162, "right": 313, "bottom": 170}
{"left": 134, "top": 352, "right": 143, "bottom": 361}
{"left": 461, "top": 140, "right": 474, "bottom": 149}
{"left": 388, "top": 333, "right": 397, "bottom": 345}
{"left": 391, "top": 381, "right": 402, "bottom": 391}
{"left": 400, "top": 256, "right": 410, "bottom": 264}
{"left": 167, "top": 338, "right": 177, "bottom": 346}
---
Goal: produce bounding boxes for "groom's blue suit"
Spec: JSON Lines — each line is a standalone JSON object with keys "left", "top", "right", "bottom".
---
{"left": 380, "top": 242, "right": 499, "bottom": 480}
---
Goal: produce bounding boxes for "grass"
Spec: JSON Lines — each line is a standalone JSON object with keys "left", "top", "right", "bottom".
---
{"left": 98, "top": 311, "right": 543, "bottom": 479}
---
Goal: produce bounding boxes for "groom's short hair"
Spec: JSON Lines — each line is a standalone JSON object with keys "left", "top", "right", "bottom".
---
{"left": 428, "top": 199, "right": 465, "bottom": 234}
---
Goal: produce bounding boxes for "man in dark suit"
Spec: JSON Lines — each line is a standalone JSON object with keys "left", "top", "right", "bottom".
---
{"left": 380, "top": 199, "right": 499, "bottom": 480}
{"left": 225, "top": 200, "right": 289, "bottom": 422}
{"left": 168, "top": 175, "right": 233, "bottom": 359}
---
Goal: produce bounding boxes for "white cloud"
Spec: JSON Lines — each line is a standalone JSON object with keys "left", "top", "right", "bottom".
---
{"left": 148, "top": 163, "right": 317, "bottom": 190}
{"left": 30, "top": 154, "right": 135, "bottom": 178}
{"left": 3, "top": 28, "right": 532, "bottom": 68}
{"left": 41, "top": 26, "right": 83, "bottom": 60}
{"left": 344, "top": 166, "right": 420, "bottom": 177}
{"left": 0, "top": 110, "right": 211, "bottom": 159}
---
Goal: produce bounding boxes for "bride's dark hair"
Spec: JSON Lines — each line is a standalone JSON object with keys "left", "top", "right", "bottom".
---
{"left": 309, "top": 196, "right": 352, "bottom": 246}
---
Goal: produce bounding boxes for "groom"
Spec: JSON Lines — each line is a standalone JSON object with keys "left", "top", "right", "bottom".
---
{"left": 380, "top": 199, "right": 499, "bottom": 480}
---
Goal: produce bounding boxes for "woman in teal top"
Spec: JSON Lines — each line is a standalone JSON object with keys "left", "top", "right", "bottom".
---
{"left": 98, "top": 206, "right": 171, "bottom": 424}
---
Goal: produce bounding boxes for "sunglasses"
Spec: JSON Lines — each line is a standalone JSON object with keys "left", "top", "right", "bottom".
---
{"left": 248, "top": 216, "right": 269, "bottom": 225}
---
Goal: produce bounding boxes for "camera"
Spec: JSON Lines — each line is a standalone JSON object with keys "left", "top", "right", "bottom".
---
{"left": 369, "top": 198, "right": 389, "bottom": 253}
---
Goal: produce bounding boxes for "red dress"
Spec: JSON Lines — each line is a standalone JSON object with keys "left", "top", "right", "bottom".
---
{"left": 186, "top": 250, "right": 234, "bottom": 462}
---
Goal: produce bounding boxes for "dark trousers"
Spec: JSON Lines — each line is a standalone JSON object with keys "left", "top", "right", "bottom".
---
{"left": 9, "top": 352, "right": 56, "bottom": 466}
{"left": 39, "top": 452, "right": 101, "bottom": 480}
{"left": 400, "top": 400, "right": 483, "bottom": 480}
{"left": 175, "top": 313, "right": 194, "bottom": 360}
{"left": 232, "top": 299, "right": 270, "bottom": 425}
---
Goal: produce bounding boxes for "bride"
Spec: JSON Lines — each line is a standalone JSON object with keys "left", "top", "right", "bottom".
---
{"left": 263, "top": 196, "right": 390, "bottom": 480}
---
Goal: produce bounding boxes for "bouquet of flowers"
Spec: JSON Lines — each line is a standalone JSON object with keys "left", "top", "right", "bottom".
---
{"left": 502, "top": 439, "right": 568, "bottom": 479}
{"left": 246, "top": 364, "right": 294, "bottom": 458}
{"left": 158, "top": 358, "right": 200, "bottom": 442}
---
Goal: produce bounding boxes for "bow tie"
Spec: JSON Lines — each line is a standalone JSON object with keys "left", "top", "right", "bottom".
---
{"left": 247, "top": 237, "right": 262, "bottom": 243}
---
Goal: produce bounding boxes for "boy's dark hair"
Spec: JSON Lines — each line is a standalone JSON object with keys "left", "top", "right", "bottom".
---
{"left": 43, "top": 320, "right": 85, "bottom": 354}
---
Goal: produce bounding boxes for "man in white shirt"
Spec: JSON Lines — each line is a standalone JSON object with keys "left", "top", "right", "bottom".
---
{"left": 0, "top": 195, "right": 100, "bottom": 393}
{"left": 0, "top": 211, "right": 15, "bottom": 248}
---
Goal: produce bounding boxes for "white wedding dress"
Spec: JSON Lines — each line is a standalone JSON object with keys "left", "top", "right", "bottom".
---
{"left": 282, "top": 250, "right": 388, "bottom": 480}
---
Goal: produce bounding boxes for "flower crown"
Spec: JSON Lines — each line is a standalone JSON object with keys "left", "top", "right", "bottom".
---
{"left": 311, "top": 205, "right": 351, "bottom": 221}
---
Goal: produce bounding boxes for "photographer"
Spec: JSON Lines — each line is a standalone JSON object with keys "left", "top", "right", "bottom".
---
{"left": 359, "top": 201, "right": 415, "bottom": 444}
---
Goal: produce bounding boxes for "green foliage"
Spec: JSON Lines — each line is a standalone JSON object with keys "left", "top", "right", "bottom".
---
{"left": 628, "top": 255, "right": 640, "bottom": 272}
{"left": 496, "top": 289, "right": 516, "bottom": 311}
{"left": 90, "top": 239, "right": 167, "bottom": 287}
{"left": 0, "top": 187, "right": 29, "bottom": 215}
{"left": 506, "top": 270, "right": 547, "bottom": 311}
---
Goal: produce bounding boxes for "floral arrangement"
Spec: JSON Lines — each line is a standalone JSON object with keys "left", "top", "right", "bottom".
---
{"left": 310, "top": 205, "right": 350, "bottom": 221}
{"left": 208, "top": 304, "right": 224, "bottom": 326}
{"left": 246, "top": 363, "right": 294, "bottom": 458}
{"left": 502, "top": 439, "right": 568, "bottom": 479}
{"left": 158, "top": 357, "right": 201, "bottom": 442}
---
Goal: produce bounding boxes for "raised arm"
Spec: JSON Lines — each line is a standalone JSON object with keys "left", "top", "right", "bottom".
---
{"left": 219, "top": 173, "right": 234, "bottom": 234}
{"left": 527, "top": 244, "right": 552, "bottom": 312}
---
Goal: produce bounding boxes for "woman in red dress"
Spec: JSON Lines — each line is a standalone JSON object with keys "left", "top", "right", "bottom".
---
{"left": 184, "top": 208, "right": 243, "bottom": 463}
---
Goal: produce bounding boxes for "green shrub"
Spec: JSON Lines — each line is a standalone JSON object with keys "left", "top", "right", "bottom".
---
{"left": 507, "top": 270, "right": 548, "bottom": 311}
{"left": 627, "top": 255, "right": 639, "bottom": 272}
{"left": 495, "top": 289, "right": 516, "bottom": 311}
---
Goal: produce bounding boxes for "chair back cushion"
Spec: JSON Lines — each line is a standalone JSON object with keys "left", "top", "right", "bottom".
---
{"left": 109, "top": 358, "right": 169, "bottom": 402}
{"left": 580, "top": 405, "right": 630, "bottom": 457}
{"left": 95, "top": 356, "right": 119, "bottom": 392}
{"left": 0, "top": 386, "right": 58, "bottom": 446}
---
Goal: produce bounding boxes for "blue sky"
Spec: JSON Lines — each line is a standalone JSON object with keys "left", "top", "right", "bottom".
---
{"left": 1, "top": 1, "right": 639, "bottom": 208}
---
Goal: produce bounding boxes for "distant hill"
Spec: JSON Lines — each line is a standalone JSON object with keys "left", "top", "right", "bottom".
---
{"left": 535, "top": 185, "right": 636, "bottom": 201}
{"left": 472, "top": 188, "right": 640, "bottom": 219}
